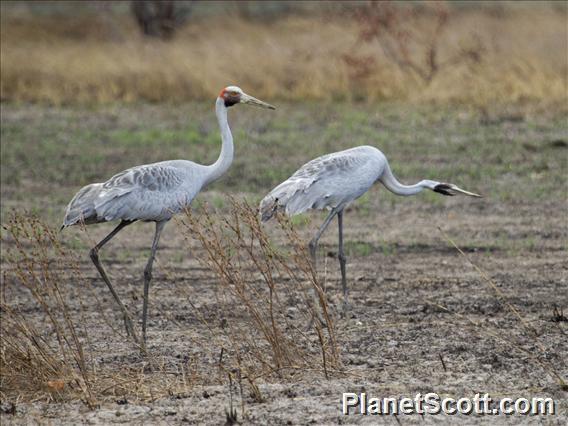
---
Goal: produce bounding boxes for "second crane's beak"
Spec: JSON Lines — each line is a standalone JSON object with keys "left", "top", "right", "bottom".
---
{"left": 241, "top": 93, "right": 276, "bottom": 110}
{"left": 434, "top": 183, "right": 482, "bottom": 197}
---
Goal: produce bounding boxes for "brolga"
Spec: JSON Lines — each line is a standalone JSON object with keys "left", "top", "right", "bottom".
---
{"left": 62, "top": 86, "right": 274, "bottom": 350}
{"left": 260, "top": 145, "right": 481, "bottom": 310}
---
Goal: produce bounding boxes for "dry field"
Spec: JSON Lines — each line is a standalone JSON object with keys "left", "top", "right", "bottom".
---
{"left": 1, "top": 101, "right": 567, "bottom": 424}
{"left": 1, "top": 1, "right": 567, "bottom": 424}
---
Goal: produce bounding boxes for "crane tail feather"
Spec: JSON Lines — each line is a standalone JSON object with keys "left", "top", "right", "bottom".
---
{"left": 62, "top": 183, "right": 105, "bottom": 227}
{"left": 259, "top": 180, "right": 325, "bottom": 222}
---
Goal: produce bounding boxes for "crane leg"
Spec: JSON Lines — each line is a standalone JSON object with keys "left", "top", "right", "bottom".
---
{"left": 89, "top": 220, "right": 141, "bottom": 346}
{"left": 308, "top": 209, "right": 338, "bottom": 270}
{"left": 337, "top": 210, "right": 350, "bottom": 313}
{"left": 306, "top": 209, "right": 337, "bottom": 329}
{"left": 142, "top": 220, "right": 167, "bottom": 344}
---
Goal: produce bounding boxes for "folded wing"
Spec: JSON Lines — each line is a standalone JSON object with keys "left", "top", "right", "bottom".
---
{"left": 63, "top": 164, "right": 185, "bottom": 227}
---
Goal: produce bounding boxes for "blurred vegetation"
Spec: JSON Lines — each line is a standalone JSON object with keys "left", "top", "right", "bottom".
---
{"left": 0, "top": 1, "right": 566, "bottom": 106}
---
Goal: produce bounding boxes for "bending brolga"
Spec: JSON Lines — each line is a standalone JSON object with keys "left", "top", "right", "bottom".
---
{"left": 260, "top": 146, "right": 481, "bottom": 310}
{"left": 62, "top": 86, "right": 274, "bottom": 349}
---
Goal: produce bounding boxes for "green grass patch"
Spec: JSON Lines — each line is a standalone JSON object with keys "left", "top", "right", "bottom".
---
{"left": 1, "top": 103, "right": 566, "bottom": 225}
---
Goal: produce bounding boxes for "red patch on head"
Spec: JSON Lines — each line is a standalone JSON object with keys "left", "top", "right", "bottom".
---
{"left": 219, "top": 88, "right": 226, "bottom": 98}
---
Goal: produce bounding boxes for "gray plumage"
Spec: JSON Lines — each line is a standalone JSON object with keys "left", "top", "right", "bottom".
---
{"left": 63, "top": 161, "right": 206, "bottom": 227}
{"left": 260, "top": 145, "right": 481, "bottom": 311}
{"left": 62, "top": 86, "right": 274, "bottom": 351}
{"left": 260, "top": 146, "right": 386, "bottom": 221}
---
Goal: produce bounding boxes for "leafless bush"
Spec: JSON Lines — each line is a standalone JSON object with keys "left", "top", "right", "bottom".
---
{"left": 1, "top": 205, "right": 343, "bottom": 407}
{"left": 1, "top": 215, "right": 95, "bottom": 406}
{"left": 1, "top": 215, "right": 203, "bottom": 404}
{"left": 345, "top": 1, "right": 484, "bottom": 84}
{"left": 179, "top": 198, "right": 341, "bottom": 395}
{"left": 131, "top": 1, "right": 192, "bottom": 39}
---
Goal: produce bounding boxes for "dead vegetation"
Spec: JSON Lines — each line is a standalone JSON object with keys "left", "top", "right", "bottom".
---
{"left": 1, "top": 215, "right": 95, "bottom": 405}
{"left": 346, "top": 1, "right": 484, "bottom": 84}
{"left": 178, "top": 199, "right": 340, "bottom": 386}
{"left": 0, "top": 2, "right": 565, "bottom": 105}
{"left": 0, "top": 201, "right": 342, "bottom": 408}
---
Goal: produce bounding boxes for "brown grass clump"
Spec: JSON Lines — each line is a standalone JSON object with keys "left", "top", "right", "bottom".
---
{"left": 1, "top": 205, "right": 341, "bottom": 407}
{"left": 1, "top": 215, "right": 96, "bottom": 406}
{"left": 0, "top": 3, "right": 566, "bottom": 106}
{"left": 178, "top": 198, "right": 341, "bottom": 394}
{"left": 0, "top": 214, "right": 200, "bottom": 404}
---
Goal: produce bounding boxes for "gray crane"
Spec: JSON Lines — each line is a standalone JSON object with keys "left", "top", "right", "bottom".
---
{"left": 260, "top": 146, "right": 481, "bottom": 310}
{"left": 62, "top": 86, "right": 274, "bottom": 349}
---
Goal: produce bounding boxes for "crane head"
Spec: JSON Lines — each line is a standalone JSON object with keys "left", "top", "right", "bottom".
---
{"left": 219, "top": 86, "right": 275, "bottom": 110}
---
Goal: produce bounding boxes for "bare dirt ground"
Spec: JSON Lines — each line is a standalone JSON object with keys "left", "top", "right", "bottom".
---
{"left": 1, "top": 104, "right": 567, "bottom": 424}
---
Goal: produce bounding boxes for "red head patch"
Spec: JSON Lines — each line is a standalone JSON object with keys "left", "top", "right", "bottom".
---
{"left": 219, "top": 88, "right": 241, "bottom": 107}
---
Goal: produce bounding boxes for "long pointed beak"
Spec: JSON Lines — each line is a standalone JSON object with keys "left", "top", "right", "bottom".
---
{"left": 450, "top": 184, "right": 483, "bottom": 198}
{"left": 241, "top": 93, "right": 276, "bottom": 110}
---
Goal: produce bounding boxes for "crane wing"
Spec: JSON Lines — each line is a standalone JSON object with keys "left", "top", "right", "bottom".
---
{"left": 99, "top": 165, "right": 183, "bottom": 199}
{"left": 63, "top": 164, "right": 186, "bottom": 226}
{"left": 260, "top": 148, "right": 372, "bottom": 221}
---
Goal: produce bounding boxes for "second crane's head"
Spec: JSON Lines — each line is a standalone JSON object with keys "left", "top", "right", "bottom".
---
{"left": 219, "top": 86, "right": 275, "bottom": 110}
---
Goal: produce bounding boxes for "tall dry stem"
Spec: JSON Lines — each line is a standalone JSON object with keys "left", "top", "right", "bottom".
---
{"left": 178, "top": 198, "right": 341, "bottom": 390}
{"left": 1, "top": 215, "right": 95, "bottom": 406}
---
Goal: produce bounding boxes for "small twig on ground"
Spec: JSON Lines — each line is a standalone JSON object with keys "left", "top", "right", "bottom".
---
{"left": 438, "top": 354, "right": 447, "bottom": 372}
{"left": 225, "top": 373, "right": 238, "bottom": 426}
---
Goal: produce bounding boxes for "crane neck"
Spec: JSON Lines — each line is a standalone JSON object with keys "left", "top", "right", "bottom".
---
{"left": 204, "top": 97, "right": 234, "bottom": 186}
{"left": 379, "top": 163, "right": 438, "bottom": 196}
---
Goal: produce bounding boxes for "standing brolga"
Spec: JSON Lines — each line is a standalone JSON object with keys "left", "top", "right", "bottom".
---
{"left": 62, "top": 86, "right": 274, "bottom": 350}
{"left": 260, "top": 146, "right": 481, "bottom": 310}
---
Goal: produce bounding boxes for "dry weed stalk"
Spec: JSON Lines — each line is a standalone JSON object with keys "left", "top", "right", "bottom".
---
{"left": 179, "top": 198, "right": 341, "bottom": 388}
{"left": 1, "top": 210, "right": 341, "bottom": 407}
{"left": 1, "top": 215, "right": 95, "bottom": 406}
{"left": 0, "top": 214, "right": 208, "bottom": 405}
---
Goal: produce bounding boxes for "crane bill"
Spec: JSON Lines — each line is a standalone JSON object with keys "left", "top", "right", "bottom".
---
{"left": 242, "top": 94, "right": 276, "bottom": 110}
{"left": 434, "top": 183, "right": 482, "bottom": 197}
{"left": 452, "top": 186, "right": 482, "bottom": 197}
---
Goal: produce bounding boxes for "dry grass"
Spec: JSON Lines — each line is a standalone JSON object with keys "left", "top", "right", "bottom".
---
{"left": 0, "top": 215, "right": 96, "bottom": 405}
{"left": 0, "top": 3, "right": 566, "bottom": 106}
{"left": 178, "top": 199, "right": 340, "bottom": 391}
{"left": 0, "top": 204, "right": 341, "bottom": 406}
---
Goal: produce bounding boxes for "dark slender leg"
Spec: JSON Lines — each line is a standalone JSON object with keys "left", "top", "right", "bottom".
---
{"left": 142, "top": 220, "right": 167, "bottom": 343}
{"left": 89, "top": 221, "right": 141, "bottom": 344}
{"left": 308, "top": 209, "right": 338, "bottom": 270}
{"left": 337, "top": 210, "right": 349, "bottom": 312}
{"left": 306, "top": 209, "right": 337, "bottom": 329}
